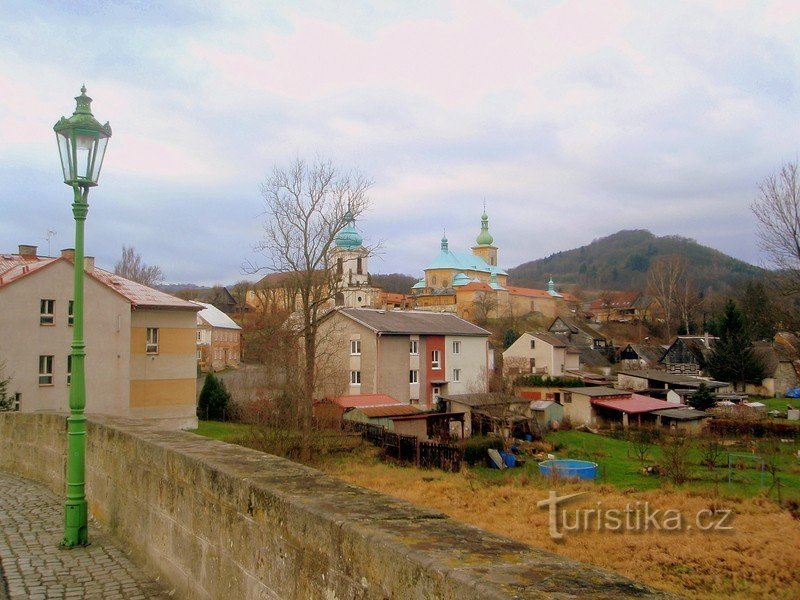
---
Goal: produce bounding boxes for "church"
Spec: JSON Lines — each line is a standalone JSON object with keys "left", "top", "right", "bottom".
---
{"left": 410, "top": 211, "right": 577, "bottom": 320}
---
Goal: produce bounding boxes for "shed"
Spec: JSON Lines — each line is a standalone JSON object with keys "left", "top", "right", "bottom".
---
{"left": 528, "top": 400, "right": 564, "bottom": 429}
{"left": 343, "top": 404, "right": 423, "bottom": 430}
{"left": 652, "top": 407, "right": 712, "bottom": 434}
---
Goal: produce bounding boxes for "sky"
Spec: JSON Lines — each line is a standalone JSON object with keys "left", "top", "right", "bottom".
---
{"left": 2, "top": 0, "right": 799, "bottom": 286}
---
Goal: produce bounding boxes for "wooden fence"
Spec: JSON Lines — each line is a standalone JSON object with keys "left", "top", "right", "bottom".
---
{"left": 343, "top": 421, "right": 463, "bottom": 472}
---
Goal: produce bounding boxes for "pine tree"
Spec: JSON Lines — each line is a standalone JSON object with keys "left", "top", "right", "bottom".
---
{"left": 687, "top": 382, "right": 715, "bottom": 411}
{"left": 197, "top": 373, "right": 231, "bottom": 421}
{"left": 707, "top": 300, "right": 764, "bottom": 390}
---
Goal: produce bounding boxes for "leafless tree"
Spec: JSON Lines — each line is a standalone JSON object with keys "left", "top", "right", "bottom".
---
{"left": 647, "top": 255, "right": 686, "bottom": 341}
{"left": 114, "top": 245, "right": 164, "bottom": 287}
{"left": 752, "top": 161, "right": 800, "bottom": 295}
{"left": 0, "top": 360, "right": 13, "bottom": 411}
{"left": 472, "top": 291, "right": 498, "bottom": 324}
{"left": 248, "top": 158, "right": 372, "bottom": 460}
{"left": 674, "top": 275, "right": 704, "bottom": 335}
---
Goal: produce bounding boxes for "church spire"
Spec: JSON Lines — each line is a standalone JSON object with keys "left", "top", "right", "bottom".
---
{"left": 476, "top": 208, "right": 494, "bottom": 246}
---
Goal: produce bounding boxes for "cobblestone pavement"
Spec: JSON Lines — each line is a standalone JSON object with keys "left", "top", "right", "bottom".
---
{"left": 0, "top": 472, "right": 174, "bottom": 600}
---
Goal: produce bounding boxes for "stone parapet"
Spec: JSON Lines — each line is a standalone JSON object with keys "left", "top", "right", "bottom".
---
{"left": 0, "top": 413, "right": 674, "bottom": 599}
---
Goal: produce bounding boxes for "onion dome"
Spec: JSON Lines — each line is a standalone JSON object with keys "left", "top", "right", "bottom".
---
{"left": 334, "top": 210, "right": 363, "bottom": 249}
{"left": 476, "top": 211, "right": 494, "bottom": 246}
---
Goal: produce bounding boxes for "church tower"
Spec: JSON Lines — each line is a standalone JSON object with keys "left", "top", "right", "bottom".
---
{"left": 331, "top": 210, "right": 375, "bottom": 307}
{"left": 471, "top": 210, "right": 499, "bottom": 267}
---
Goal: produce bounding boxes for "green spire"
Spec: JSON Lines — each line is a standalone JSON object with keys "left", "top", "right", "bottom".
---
{"left": 476, "top": 210, "right": 494, "bottom": 246}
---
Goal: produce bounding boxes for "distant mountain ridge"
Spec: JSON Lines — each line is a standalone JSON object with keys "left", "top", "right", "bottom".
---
{"left": 508, "top": 230, "right": 764, "bottom": 293}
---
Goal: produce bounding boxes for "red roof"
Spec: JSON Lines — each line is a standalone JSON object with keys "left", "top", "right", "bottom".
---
{"left": 459, "top": 281, "right": 493, "bottom": 292}
{"left": 505, "top": 286, "right": 552, "bottom": 299}
{"left": 356, "top": 405, "right": 422, "bottom": 417}
{"left": 592, "top": 394, "right": 682, "bottom": 414}
{"left": 331, "top": 394, "right": 400, "bottom": 408}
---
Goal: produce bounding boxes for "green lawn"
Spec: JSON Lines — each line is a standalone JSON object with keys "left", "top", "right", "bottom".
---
{"left": 189, "top": 420, "right": 251, "bottom": 442}
{"left": 536, "top": 430, "right": 800, "bottom": 499}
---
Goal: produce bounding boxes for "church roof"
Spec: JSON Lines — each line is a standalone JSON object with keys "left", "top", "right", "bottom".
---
{"left": 426, "top": 248, "right": 507, "bottom": 276}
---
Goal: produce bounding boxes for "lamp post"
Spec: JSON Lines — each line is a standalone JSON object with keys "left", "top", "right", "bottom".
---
{"left": 54, "top": 86, "right": 111, "bottom": 547}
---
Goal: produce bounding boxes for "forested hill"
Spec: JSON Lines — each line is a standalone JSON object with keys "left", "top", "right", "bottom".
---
{"left": 508, "top": 230, "right": 764, "bottom": 292}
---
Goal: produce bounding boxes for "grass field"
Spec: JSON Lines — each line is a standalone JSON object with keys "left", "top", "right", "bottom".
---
{"left": 190, "top": 422, "right": 800, "bottom": 597}
{"left": 189, "top": 420, "right": 251, "bottom": 442}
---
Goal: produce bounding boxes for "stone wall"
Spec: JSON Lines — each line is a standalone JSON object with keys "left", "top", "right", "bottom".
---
{"left": 0, "top": 413, "right": 671, "bottom": 599}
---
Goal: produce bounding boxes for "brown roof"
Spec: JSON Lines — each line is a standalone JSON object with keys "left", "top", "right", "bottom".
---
{"left": 529, "top": 332, "right": 568, "bottom": 347}
{"left": 0, "top": 254, "right": 197, "bottom": 310}
{"left": 560, "top": 386, "right": 631, "bottom": 398}
{"left": 592, "top": 394, "right": 681, "bottom": 414}
{"left": 331, "top": 394, "right": 401, "bottom": 408}
{"left": 459, "top": 281, "right": 493, "bottom": 292}
{"left": 335, "top": 308, "right": 490, "bottom": 336}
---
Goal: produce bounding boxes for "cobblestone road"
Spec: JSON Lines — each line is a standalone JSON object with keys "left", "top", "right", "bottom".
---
{"left": 0, "top": 472, "right": 173, "bottom": 600}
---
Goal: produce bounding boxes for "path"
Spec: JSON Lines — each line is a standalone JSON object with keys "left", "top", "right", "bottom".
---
{"left": 0, "top": 472, "right": 173, "bottom": 600}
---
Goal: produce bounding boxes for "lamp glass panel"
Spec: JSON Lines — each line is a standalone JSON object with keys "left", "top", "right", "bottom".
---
{"left": 91, "top": 136, "right": 109, "bottom": 182}
{"left": 56, "top": 131, "right": 71, "bottom": 181}
{"left": 75, "top": 132, "right": 96, "bottom": 182}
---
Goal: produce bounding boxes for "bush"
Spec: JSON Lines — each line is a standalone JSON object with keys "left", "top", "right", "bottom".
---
{"left": 197, "top": 373, "right": 231, "bottom": 421}
{"left": 707, "top": 419, "right": 800, "bottom": 438}
{"left": 462, "top": 436, "right": 505, "bottom": 466}
{"left": 514, "top": 374, "right": 585, "bottom": 388}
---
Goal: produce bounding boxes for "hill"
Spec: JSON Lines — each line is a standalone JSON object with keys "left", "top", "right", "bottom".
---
{"left": 370, "top": 273, "right": 418, "bottom": 294}
{"left": 508, "top": 230, "right": 764, "bottom": 293}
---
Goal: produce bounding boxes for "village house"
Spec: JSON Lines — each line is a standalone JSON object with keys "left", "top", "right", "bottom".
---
{"left": 546, "top": 316, "right": 613, "bottom": 375}
{"left": 616, "top": 370, "right": 730, "bottom": 398}
{"left": 750, "top": 337, "right": 799, "bottom": 397}
{"left": 659, "top": 335, "right": 717, "bottom": 375}
{"left": 0, "top": 245, "right": 200, "bottom": 429}
{"left": 502, "top": 332, "right": 581, "bottom": 377}
{"left": 315, "top": 307, "right": 491, "bottom": 408}
{"left": 586, "top": 291, "right": 653, "bottom": 323}
{"left": 193, "top": 301, "right": 242, "bottom": 372}
{"left": 619, "top": 343, "right": 666, "bottom": 371}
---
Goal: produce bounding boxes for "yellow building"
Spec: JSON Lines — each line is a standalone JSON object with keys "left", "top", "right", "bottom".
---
{"left": 411, "top": 213, "right": 577, "bottom": 319}
{"left": 0, "top": 245, "right": 199, "bottom": 429}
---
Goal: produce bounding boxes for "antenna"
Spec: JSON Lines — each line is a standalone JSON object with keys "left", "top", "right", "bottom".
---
{"left": 43, "top": 229, "right": 57, "bottom": 257}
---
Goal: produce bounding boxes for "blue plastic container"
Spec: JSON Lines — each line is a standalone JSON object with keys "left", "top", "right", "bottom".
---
{"left": 502, "top": 452, "right": 516, "bottom": 468}
{"left": 538, "top": 459, "right": 598, "bottom": 480}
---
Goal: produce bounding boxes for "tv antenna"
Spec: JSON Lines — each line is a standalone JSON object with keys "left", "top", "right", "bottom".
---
{"left": 44, "top": 229, "right": 57, "bottom": 256}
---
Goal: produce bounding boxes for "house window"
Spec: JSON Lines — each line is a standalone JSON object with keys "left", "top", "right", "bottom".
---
{"left": 67, "top": 355, "right": 72, "bottom": 385}
{"left": 563, "top": 392, "right": 572, "bottom": 404}
{"left": 530, "top": 340, "right": 535, "bottom": 349}
{"left": 196, "top": 350, "right": 202, "bottom": 360}
{"left": 410, "top": 340, "right": 418, "bottom": 355}
{"left": 40, "top": 299, "right": 55, "bottom": 325}
{"left": 432, "top": 276, "right": 437, "bottom": 285}
{"left": 357, "top": 257, "right": 363, "bottom": 275}
{"left": 452, "top": 368, "right": 461, "bottom": 382}
{"left": 409, "top": 369, "right": 419, "bottom": 384}
{"left": 68, "top": 301, "right": 74, "bottom": 326}
{"left": 350, "top": 370, "right": 361, "bottom": 385}
{"left": 431, "top": 350, "right": 440, "bottom": 369}
{"left": 13, "top": 393, "right": 21, "bottom": 411}
{"left": 38, "top": 355, "right": 53, "bottom": 385}
{"left": 452, "top": 341, "right": 461, "bottom": 354}
{"left": 146, "top": 328, "right": 159, "bottom": 354}
{"left": 350, "top": 339, "right": 361, "bottom": 355}
{"left": 410, "top": 398, "right": 419, "bottom": 405}
{"left": 197, "top": 330, "right": 202, "bottom": 342}
{"left": 337, "top": 257, "right": 343, "bottom": 275}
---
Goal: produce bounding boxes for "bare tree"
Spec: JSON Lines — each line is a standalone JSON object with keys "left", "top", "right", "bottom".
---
{"left": 249, "top": 158, "right": 372, "bottom": 460}
{"left": 472, "top": 291, "right": 498, "bottom": 324}
{"left": 114, "top": 246, "right": 164, "bottom": 287}
{"left": 646, "top": 255, "right": 686, "bottom": 341}
{"left": 752, "top": 162, "right": 800, "bottom": 295}
{"left": 674, "top": 275, "right": 703, "bottom": 335}
{"left": 0, "top": 360, "right": 13, "bottom": 411}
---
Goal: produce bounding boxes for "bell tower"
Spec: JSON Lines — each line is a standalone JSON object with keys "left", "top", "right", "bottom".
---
{"left": 471, "top": 208, "right": 498, "bottom": 266}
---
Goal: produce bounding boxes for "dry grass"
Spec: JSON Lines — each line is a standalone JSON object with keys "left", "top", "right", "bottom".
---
{"left": 319, "top": 454, "right": 800, "bottom": 599}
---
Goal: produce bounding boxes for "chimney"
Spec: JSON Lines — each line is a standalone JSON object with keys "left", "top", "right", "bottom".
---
{"left": 60, "top": 248, "right": 76, "bottom": 261}
{"left": 18, "top": 244, "right": 37, "bottom": 257}
{"left": 84, "top": 257, "right": 95, "bottom": 272}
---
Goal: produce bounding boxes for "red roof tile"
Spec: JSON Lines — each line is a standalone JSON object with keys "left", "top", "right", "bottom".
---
{"left": 356, "top": 405, "right": 422, "bottom": 417}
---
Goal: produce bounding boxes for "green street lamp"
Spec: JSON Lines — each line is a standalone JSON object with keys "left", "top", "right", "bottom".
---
{"left": 54, "top": 86, "right": 111, "bottom": 547}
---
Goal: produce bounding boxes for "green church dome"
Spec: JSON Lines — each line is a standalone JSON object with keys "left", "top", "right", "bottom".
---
{"left": 476, "top": 211, "right": 494, "bottom": 246}
{"left": 335, "top": 210, "right": 363, "bottom": 249}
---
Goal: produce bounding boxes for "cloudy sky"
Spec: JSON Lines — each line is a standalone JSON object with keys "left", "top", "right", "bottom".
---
{"left": 2, "top": 1, "right": 799, "bottom": 285}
